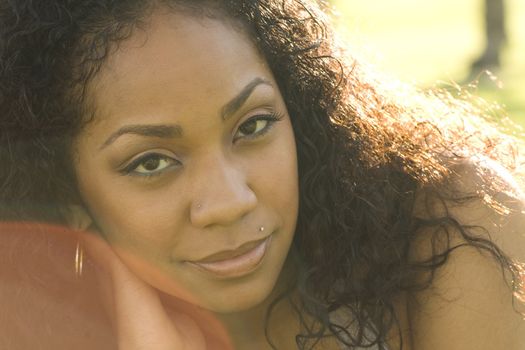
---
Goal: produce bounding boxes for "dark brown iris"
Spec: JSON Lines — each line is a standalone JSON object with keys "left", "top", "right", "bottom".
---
{"left": 142, "top": 156, "right": 161, "bottom": 171}
{"left": 239, "top": 120, "right": 257, "bottom": 135}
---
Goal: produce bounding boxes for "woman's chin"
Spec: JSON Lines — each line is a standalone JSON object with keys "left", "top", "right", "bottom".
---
{"left": 162, "top": 279, "right": 275, "bottom": 315}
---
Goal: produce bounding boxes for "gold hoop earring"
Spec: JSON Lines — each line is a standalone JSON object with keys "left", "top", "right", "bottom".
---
{"left": 75, "top": 240, "right": 84, "bottom": 278}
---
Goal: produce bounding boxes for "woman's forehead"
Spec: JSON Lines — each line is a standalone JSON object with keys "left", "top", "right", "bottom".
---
{"left": 82, "top": 10, "right": 275, "bottom": 136}
{"left": 103, "top": 11, "right": 255, "bottom": 73}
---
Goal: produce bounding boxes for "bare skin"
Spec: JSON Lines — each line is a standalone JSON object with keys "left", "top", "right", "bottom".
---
{"left": 79, "top": 163, "right": 525, "bottom": 350}
{"left": 69, "top": 7, "right": 525, "bottom": 350}
{"left": 72, "top": 9, "right": 300, "bottom": 349}
{"left": 399, "top": 161, "right": 525, "bottom": 350}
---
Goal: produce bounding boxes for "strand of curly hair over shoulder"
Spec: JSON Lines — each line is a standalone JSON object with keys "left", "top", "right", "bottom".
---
{"left": 1, "top": 0, "right": 524, "bottom": 349}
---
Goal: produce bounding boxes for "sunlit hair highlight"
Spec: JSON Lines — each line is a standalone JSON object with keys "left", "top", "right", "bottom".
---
{"left": 1, "top": 0, "right": 524, "bottom": 349}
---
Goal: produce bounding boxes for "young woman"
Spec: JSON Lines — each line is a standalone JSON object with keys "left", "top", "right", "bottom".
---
{"left": 0, "top": 0, "right": 524, "bottom": 349}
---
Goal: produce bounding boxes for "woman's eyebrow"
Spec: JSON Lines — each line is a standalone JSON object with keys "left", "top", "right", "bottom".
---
{"left": 99, "top": 77, "right": 272, "bottom": 150}
{"left": 99, "top": 124, "right": 182, "bottom": 150}
{"left": 220, "top": 77, "right": 272, "bottom": 120}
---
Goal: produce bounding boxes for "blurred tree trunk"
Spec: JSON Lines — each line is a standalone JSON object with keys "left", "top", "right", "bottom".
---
{"left": 471, "top": 0, "right": 507, "bottom": 72}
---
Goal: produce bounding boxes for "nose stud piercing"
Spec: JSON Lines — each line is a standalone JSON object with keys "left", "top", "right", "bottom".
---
{"left": 259, "top": 226, "right": 265, "bottom": 232}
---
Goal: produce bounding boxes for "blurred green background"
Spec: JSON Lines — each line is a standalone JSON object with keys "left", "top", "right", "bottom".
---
{"left": 330, "top": 0, "right": 524, "bottom": 129}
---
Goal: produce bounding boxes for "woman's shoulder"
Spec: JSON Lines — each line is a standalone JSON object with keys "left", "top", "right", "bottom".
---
{"left": 415, "top": 155, "right": 525, "bottom": 257}
{"left": 455, "top": 155, "right": 523, "bottom": 251}
{"left": 407, "top": 155, "right": 525, "bottom": 350}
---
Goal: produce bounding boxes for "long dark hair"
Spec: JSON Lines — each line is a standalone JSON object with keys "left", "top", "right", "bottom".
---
{"left": 1, "top": 0, "right": 523, "bottom": 349}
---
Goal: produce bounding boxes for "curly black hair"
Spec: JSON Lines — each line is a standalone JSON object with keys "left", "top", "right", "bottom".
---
{"left": 1, "top": 0, "right": 523, "bottom": 349}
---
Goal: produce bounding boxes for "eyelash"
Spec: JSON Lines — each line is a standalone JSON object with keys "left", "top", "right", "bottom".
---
{"left": 120, "top": 153, "right": 180, "bottom": 178}
{"left": 120, "top": 112, "right": 284, "bottom": 178}
{"left": 233, "top": 112, "right": 284, "bottom": 142}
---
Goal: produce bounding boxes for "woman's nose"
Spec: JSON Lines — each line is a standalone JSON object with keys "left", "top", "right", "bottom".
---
{"left": 189, "top": 159, "right": 257, "bottom": 228}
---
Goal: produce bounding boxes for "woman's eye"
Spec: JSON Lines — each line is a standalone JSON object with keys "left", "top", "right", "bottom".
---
{"left": 122, "top": 154, "right": 178, "bottom": 177}
{"left": 238, "top": 119, "right": 268, "bottom": 136}
{"left": 235, "top": 114, "right": 283, "bottom": 141}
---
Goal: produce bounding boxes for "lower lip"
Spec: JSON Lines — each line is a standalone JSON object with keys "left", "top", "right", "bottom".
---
{"left": 187, "top": 236, "right": 271, "bottom": 278}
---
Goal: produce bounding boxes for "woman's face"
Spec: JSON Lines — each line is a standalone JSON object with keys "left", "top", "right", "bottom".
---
{"left": 73, "top": 11, "right": 299, "bottom": 313}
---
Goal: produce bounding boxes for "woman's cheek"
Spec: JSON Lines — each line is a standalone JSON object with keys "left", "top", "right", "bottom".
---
{"left": 84, "top": 181, "right": 184, "bottom": 252}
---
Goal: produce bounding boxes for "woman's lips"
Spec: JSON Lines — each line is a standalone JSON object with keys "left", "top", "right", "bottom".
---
{"left": 186, "top": 236, "right": 271, "bottom": 278}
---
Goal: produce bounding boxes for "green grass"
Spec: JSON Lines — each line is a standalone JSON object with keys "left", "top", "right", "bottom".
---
{"left": 331, "top": 0, "right": 525, "bottom": 129}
